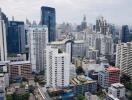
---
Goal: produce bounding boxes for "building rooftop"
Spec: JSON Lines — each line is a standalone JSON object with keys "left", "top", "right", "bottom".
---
{"left": 0, "top": 73, "right": 4, "bottom": 77}
{"left": 108, "top": 94, "right": 120, "bottom": 100}
{"left": 85, "top": 92, "right": 99, "bottom": 100}
{"left": 30, "top": 25, "right": 47, "bottom": 28}
{"left": 70, "top": 75, "right": 96, "bottom": 85}
{"left": 0, "top": 61, "right": 10, "bottom": 66}
{"left": 111, "top": 83, "right": 124, "bottom": 89}
{"left": 47, "top": 87, "right": 74, "bottom": 99}
{"left": 9, "top": 61, "right": 31, "bottom": 65}
{"left": 49, "top": 39, "right": 85, "bottom": 45}
{"left": 106, "top": 66, "right": 120, "bottom": 72}
{"left": 0, "top": 89, "right": 4, "bottom": 93}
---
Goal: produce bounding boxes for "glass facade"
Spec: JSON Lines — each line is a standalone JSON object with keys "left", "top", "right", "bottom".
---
{"left": 41, "top": 6, "right": 56, "bottom": 42}
{"left": 122, "top": 25, "right": 132, "bottom": 43}
{"left": 7, "top": 21, "right": 25, "bottom": 54}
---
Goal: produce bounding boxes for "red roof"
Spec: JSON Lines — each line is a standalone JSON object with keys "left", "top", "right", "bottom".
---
{"left": 106, "top": 66, "right": 120, "bottom": 72}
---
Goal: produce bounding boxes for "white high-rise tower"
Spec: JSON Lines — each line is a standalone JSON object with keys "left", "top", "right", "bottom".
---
{"left": 46, "top": 46, "right": 70, "bottom": 88}
{"left": 116, "top": 42, "right": 132, "bottom": 81}
{"left": 0, "top": 11, "right": 7, "bottom": 61}
{"left": 29, "top": 25, "right": 48, "bottom": 72}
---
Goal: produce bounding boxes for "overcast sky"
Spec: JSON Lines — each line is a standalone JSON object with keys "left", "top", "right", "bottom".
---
{"left": 0, "top": 0, "right": 132, "bottom": 25}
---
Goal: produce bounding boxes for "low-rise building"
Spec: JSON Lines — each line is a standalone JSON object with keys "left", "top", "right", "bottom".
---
{"left": 70, "top": 75, "right": 97, "bottom": 94}
{"left": 0, "top": 73, "right": 9, "bottom": 100}
{"left": 85, "top": 92, "right": 100, "bottom": 100}
{"left": 70, "top": 64, "right": 76, "bottom": 79}
{"left": 0, "top": 89, "right": 5, "bottom": 100}
{"left": 0, "top": 61, "right": 9, "bottom": 100}
{"left": 98, "top": 67, "right": 120, "bottom": 88}
{"left": 8, "top": 61, "right": 32, "bottom": 79}
{"left": 47, "top": 87, "right": 74, "bottom": 100}
{"left": 73, "top": 57, "right": 82, "bottom": 67}
{"left": 107, "top": 83, "right": 125, "bottom": 100}
{"left": 7, "top": 54, "right": 27, "bottom": 62}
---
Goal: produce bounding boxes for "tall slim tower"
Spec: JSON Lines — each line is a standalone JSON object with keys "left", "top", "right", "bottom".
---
{"left": 0, "top": 15, "right": 7, "bottom": 61}
{"left": 41, "top": 6, "right": 56, "bottom": 42}
{"left": 7, "top": 21, "right": 25, "bottom": 54}
{"left": 81, "top": 15, "right": 87, "bottom": 30}
{"left": 29, "top": 25, "right": 48, "bottom": 72}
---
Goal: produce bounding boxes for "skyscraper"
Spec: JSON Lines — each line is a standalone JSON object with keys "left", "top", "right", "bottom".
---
{"left": 0, "top": 9, "right": 8, "bottom": 61}
{"left": 7, "top": 21, "right": 25, "bottom": 54}
{"left": 81, "top": 15, "right": 87, "bottom": 30}
{"left": 0, "top": 19, "right": 7, "bottom": 61}
{"left": 29, "top": 25, "right": 48, "bottom": 72}
{"left": 41, "top": 6, "right": 56, "bottom": 42}
{"left": 76, "top": 15, "right": 87, "bottom": 32}
{"left": 121, "top": 25, "right": 132, "bottom": 43}
{"left": 116, "top": 42, "right": 132, "bottom": 81}
{"left": 0, "top": 8, "right": 8, "bottom": 32}
{"left": 96, "top": 16, "right": 108, "bottom": 35}
{"left": 46, "top": 46, "right": 70, "bottom": 88}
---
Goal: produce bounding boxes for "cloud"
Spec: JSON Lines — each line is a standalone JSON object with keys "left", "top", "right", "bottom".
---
{"left": 0, "top": 0, "right": 132, "bottom": 25}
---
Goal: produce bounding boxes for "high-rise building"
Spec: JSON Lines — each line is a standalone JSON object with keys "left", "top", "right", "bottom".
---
{"left": 0, "top": 19, "right": 7, "bottom": 61}
{"left": 116, "top": 42, "right": 132, "bottom": 81}
{"left": 86, "top": 49, "right": 99, "bottom": 60}
{"left": 47, "top": 39, "right": 86, "bottom": 61}
{"left": 76, "top": 15, "right": 87, "bottom": 32}
{"left": 29, "top": 25, "right": 48, "bottom": 72}
{"left": 81, "top": 15, "right": 87, "bottom": 30}
{"left": 46, "top": 46, "right": 70, "bottom": 88}
{"left": 0, "top": 8, "right": 8, "bottom": 33}
{"left": 7, "top": 21, "right": 25, "bottom": 54}
{"left": 41, "top": 6, "right": 56, "bottom": 42}
{"left": 95, "top": 34, "right": 114, "bottom": 55}
{"left": 121, "top": 25, "right": 132, "bottom": 43}
{"left": 96, "top": 16, "right": 109, "bottom": 35}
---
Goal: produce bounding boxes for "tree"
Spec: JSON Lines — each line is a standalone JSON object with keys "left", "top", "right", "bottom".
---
{"left": 76, "top": 67, "right": 85, "bottom": 75}
{"left": 38, "top": 81, "right": 46, "bottom": 86}
{"left": 120, "top": 74, "right": 131, "bottom": 83}
{"left": 23, "top": 93, "right": 30, "bottom": 100}
{"left": 22, "top": 77, "right": 28, "bottom": 82}
{"left": 125, "top": 83, "right": 132, "bottom": 91}
{"left": 34, "top": 76, "right": 39, "bottom": 82}
{"left": 128, "top": 92, "right": 132, "bottom": 100}
{"left": 39, "top": 70, "right": 45, "bottom": 75}
{"left": 77, "top": 94, "right": 86, "bottom": 100}
{"left": 11, "top": 93, "right": 30, "bottom": 100}
{"left": 29, "top": 85, "right": 35, "bottom": 93}
{"left": 6, "top": 95, "right": 13, "bottom": 100}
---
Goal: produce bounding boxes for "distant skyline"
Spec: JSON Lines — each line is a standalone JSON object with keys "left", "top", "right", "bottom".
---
{"left": 0, "top": 0, "right": 132, "bottom": 25}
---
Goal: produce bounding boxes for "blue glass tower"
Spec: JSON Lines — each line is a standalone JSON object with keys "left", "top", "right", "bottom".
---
{"left": 41, "top": 6, "right": 56, "bottom": 42}
{"left": 7, "top": 21, "right": 25, "bottom": 54}
{"left": 121, "top": 25, "right": 132, "bottom": 43}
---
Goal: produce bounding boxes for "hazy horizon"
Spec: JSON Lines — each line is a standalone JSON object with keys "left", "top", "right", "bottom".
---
{"left": 0, "top": 0, "right": 132, "bottom": 26}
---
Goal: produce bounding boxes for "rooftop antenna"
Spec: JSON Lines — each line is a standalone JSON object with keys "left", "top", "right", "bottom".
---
{"left": 12, "top": 16, "right": 14, "bottom": 21}
{"left": 83, "top": 14, "right": 86, "bottom": 22}
{"left": 0, "top": 8, "right": 2, "bottom": 20}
